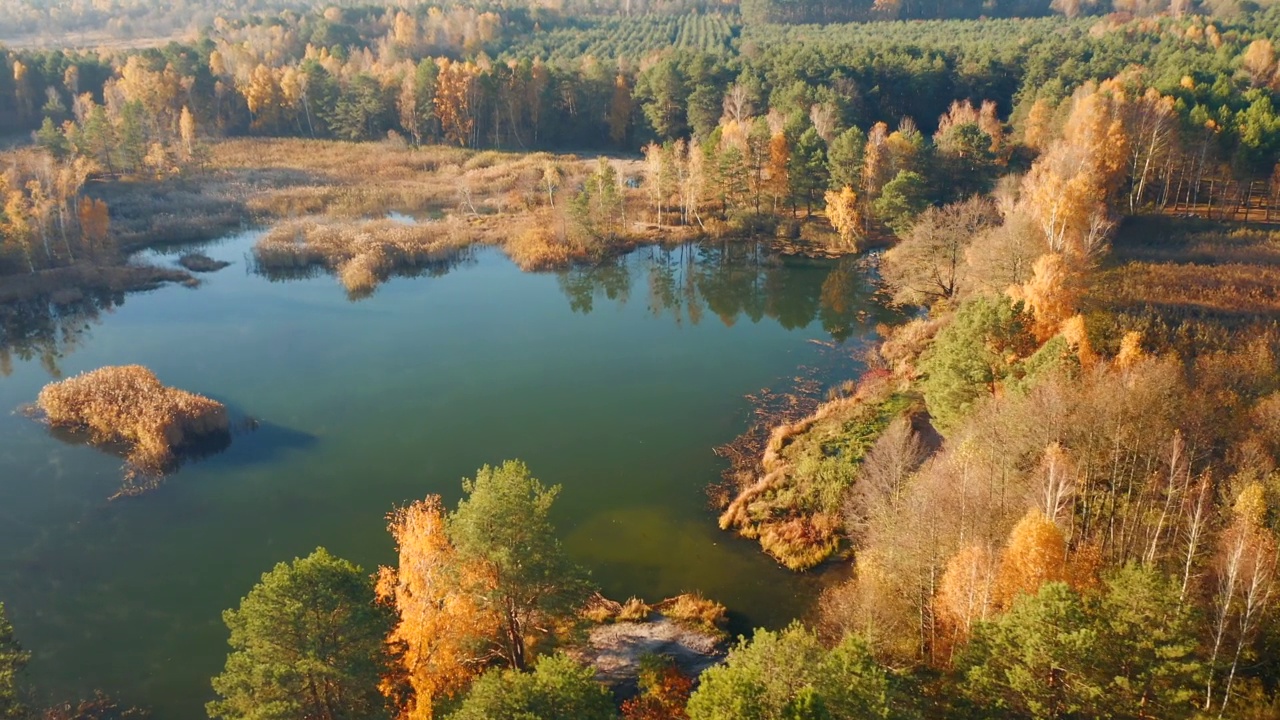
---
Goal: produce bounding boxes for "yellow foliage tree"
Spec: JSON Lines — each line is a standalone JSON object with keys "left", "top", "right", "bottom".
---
{"left": 934, "top": 543, "right": 997, "bottom": 660}
{"left": 1022, "top": 98, "right": 1055, "bottom": 153}
{"left": 243, "top": 64, "right": 283, "bottom": 131}
{"left": 607, "top": 74, "right": 633, "bottom": 145}
{"left": 1058, "top": 314, "right": 1096, "bottom": 369}
{"left": 377, "top": 497, "right": 500, "bottom": 720}
{"left": 766, "top": 132, "right": 790, "bottom": 212}
{"left": 824, "top": 186, "right": 863, "bottom": 250}
{"left": 1008, "top": 252, "right": 1083, "bottom": 341}
{"left": 994, "top": 508, "right": 1067, "bottom": 610}
{"left": 78, "top": 198, "right": 111, "bottom": 257}
{"left": 1115, "top": 330, "right": 1146, "bottom": 370}
{"left": 435, "top": 59, "right": 478, "bottom": 147}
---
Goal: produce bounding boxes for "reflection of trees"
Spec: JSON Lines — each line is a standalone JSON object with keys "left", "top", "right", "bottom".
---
{"left": 0, "top": 292, "right": 122, "bottom": 378}
{"left": 558, "top": 242, "right": 898, "bottom": 342}
{"left": 557, "top": 256, "right": 632, "bottom": 314}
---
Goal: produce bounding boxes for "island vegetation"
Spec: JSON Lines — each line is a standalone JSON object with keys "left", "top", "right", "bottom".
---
{"left": 30, "top": 365, "right": 230, "bottom": 491}
{"left": 8, "top": 0, "right": 1280, "bottom": 716}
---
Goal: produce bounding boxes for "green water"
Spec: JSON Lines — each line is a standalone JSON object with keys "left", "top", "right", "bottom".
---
{"left": 0, "top": 232, "right": 896, "bottom": 718}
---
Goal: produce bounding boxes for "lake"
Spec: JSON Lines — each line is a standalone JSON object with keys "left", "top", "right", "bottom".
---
{"left": 0, "top": 231, "right": 896, "bottom": 718}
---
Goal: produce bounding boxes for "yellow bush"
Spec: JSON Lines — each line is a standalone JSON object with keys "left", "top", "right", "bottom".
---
{"left": 503, "top": 226, "right": 574, "bottom": 271}
{"left": 657, "top": 593, "right": 728, "bottom": 636}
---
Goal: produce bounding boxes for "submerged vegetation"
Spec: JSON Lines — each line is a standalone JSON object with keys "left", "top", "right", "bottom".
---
{"left": 31, "top": 365, "right": 230, "bottom": 490}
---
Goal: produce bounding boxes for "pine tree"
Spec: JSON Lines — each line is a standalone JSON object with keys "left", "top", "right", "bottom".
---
{"left": 208, "top": 548, "right": 393, "bottom": 720}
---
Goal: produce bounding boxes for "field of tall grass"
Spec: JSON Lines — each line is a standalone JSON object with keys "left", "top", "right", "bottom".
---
{"left": 1087, "top": 216, "right": 1280, "bottom": 355}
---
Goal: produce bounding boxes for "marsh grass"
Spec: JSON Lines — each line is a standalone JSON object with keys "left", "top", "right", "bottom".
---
{"left": 33, "top": 365, "right": 230, "bottom": 485}
{"left": 654, "top": 593, "right": 729, "bottom": 637}
{"left": 253, "top": 218, "right": 474, "bottom": 298}
{"left": 1088, "top": 216, "right": 1280, "bottom": 356}
{"left": 581, "top": 592, "right": 727, "bottom": 637}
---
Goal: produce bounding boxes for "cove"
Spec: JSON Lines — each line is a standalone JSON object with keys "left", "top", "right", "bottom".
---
{"left": 0, "top": 230, "right": 897, "bottom": 718}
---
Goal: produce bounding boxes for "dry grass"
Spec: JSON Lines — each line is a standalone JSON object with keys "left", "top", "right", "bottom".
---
{"left": 212, "top": 139, "right": 588, "bottom": 221}
{"left": 617, "top": 597, "right": 654, "bottom": 623}
{"left": 581, "top": 592, "right": 725, "bottom": 636}
{"left": 253, "top": 218, "right": 473, "bottom": 298}
{"left": 1087, "top": 216, "right": 1280, "bottom": 356}
{"left": 505, "top": 225, "right": 577, "bottom": 271}
{"left": 654, "top": 593, "right": 729, "bottom": 637}
{"left": 35, "top": 365, "right": 229, "bottom": 479}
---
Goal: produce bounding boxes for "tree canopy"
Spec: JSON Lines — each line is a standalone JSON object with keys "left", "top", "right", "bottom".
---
{"left": 208, "top": 548, "right": 394, "bottom": 720}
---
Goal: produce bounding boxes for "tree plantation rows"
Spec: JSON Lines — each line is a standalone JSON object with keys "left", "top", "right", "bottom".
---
{"left": 0, "top": 0, "right": 1257, "bottom": 51}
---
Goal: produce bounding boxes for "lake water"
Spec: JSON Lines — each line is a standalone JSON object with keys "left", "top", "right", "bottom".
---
{"left": 0, "top": 231, "right": 896, "bottom": 718}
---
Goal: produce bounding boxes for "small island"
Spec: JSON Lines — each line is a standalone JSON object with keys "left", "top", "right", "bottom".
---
{"left": 34, "top": 365, "right": 230, "bottom": 483}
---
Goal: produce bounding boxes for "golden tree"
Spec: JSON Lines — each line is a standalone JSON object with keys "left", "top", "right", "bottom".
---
{"left": 608, "top": 74, "right": 633, "bottom": 145}
{"left": 1022, "top": 98, "right": 1055, "bottom": 153}
{"left": 435, "top": 59, "right": 478, "bottom": 147}
{"left": 824, "top": 186, "right": 863, "bottom": 250}
{"left": 243, "top": 64, "right": 283, "bottom": 131}
{"left": 994, "top": 508, "right": 1067, "bottom": 610}
{"left": 1008, "top": 252, "right": 1084, "bottom": 341}
{"left": 766, "top": 132, "right": 790, "bottom": 212}
{"left": 377, "top": 497, "right": 500, "bottom": 720}
{"left": 934, "top": 543, "right": 997, "bottom": 660}
{"left": 78, "top": 198, "right": 111, "bottom": 257}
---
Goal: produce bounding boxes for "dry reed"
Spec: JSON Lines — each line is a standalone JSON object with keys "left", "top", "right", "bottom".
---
{"left": 655, "top": 593, "right": 729, "bottom": 636}
{"left": 253, "top": 218, "right": 472, "bottom": 297}
{"left": 581, "top": 592, "right": 726, "bottom": 636}
{"left": 35, "top": 365, "right": 229, "bottom": 476}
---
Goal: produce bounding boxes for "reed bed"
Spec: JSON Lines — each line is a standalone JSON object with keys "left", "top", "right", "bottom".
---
{"left": 654, "top": 593, "right": 729, "bottom": 636}
{"left": 253, "top": 218, "right": 473, "bottom": 297}
{"left": 35, "top": 365, "right": 229, "bottom": 477}
{"left": 581, "top": 592, "right": 727, "bottom": 636}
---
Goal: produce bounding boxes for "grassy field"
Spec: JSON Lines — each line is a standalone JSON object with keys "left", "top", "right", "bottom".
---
{"left": 1086, "top": 216, "right": 1280, "bottom": 356}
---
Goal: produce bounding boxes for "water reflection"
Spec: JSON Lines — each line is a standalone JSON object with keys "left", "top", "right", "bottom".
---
{"left": 0, "top": 241, "right": 892, "bottom": 375}
{"left": 558, "top": 243, "right": 895, "bottom": 342}
{"left": 0, "top": 291, "right": 122, "bottom": 378}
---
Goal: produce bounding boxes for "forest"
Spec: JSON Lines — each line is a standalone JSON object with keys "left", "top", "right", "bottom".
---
{"left": 7, "top": 0, "right": 1280, "bottom": 717}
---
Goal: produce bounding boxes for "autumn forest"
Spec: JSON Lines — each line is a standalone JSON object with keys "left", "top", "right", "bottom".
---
{"left": 6, "top": 0, "right": 1280, "bottom": 717}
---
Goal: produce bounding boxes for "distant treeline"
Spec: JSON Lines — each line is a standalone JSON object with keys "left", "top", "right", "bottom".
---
{"left": 4, "top": 8, "right": 1280, "bottom": 174}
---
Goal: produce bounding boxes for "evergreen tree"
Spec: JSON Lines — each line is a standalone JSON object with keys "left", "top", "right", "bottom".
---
{"left": 827, "top": 126, "right": 866, "bottom": 191}
{"left": 872, "top": 170, "right": 930, "bottom": 234}
{"left": 447, "top": 654, "right": 615, "bottom": 720}
{"left": 687, "top": 623, "right": 895, "bottom": 720}
{"left": 448, "top": 460, "right": 591, "bottom": 671}
{"left": 208, "top": 548, "right": 393, "bottom": 720}
{"left": 788, "top": 128, "right": 828, "bottom": 215}
{"left": 36, "top": 117, "right": 70, "bottom": 160}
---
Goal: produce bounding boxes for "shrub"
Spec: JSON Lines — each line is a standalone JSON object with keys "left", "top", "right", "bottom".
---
{"left": 505, "top": 226, "right": 575, "bottom": 270}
